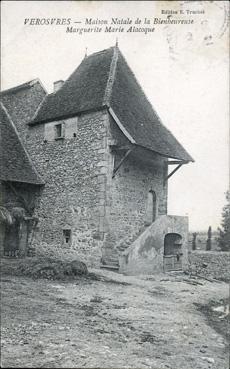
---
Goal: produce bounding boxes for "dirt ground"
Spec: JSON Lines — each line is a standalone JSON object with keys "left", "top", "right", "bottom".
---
{"left": 1, "top": 268, "right": 229, "bottom": 369}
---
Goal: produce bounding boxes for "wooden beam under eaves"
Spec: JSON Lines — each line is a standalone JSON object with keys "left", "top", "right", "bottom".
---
{"left": 164, "top": 161, "right": 188, "bottom": 184}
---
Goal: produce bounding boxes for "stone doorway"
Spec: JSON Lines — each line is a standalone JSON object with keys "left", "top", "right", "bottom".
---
{"left": 163, "top": 233, "right": 183, "bottom": 272}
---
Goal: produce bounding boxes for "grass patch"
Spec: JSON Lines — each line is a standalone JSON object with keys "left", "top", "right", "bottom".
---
{"left": 1, "top": 258, "right": 131, "bottom": 285}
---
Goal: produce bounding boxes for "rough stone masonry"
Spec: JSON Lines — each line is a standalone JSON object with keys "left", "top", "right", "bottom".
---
{"left": 1, "top": 46, "right": 194, "bottom": 272}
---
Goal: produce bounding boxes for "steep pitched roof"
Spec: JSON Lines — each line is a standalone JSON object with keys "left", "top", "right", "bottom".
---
{"left": 31, "top": 49, "right": 113, "bottom": 124}
{"left": 0, "top": 103, "right": 44, "bottom": 185}
{"left": 31, "top": 47, "right": 193, "bottom": 162}
{"left": 1, "top": 79, "right": 47, "bottom": 126}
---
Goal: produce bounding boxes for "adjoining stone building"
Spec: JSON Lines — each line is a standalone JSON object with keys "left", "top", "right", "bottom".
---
{"left": 0, "top": 80, "right": 46, "bottom": 257}
{"left": 0, "top": 46, "right": 194, "bottom": 274}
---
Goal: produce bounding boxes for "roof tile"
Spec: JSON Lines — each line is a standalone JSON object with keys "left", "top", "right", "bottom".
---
{"left": 0, "top": 103, "right": 44, "bottom": 185}
{"left": 31, "top": 47, "right": 193, "bottom": 162}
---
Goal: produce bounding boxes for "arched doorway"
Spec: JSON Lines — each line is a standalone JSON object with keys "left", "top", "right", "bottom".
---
{"left": 145, "top": 190, "right": 157, "bottom": 225}
{"left": 163, "top": 233, "right": 183, "bottom": 271}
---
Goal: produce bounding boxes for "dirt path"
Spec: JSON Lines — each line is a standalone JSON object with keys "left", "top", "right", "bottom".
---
{"left": 1, "top": 270, "right": 229, "bottom": 369}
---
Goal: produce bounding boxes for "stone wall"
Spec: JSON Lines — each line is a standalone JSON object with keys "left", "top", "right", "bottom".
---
{"left": 25, "top": 109, "right": 109, "bottom": 267}
{"left": 119, "top": 215, "right": 188, "bottom": 275}
{"left": 10, "top": 108, "right": 170, "bottom": 268}
{"left": 102, "top": 117, "right": 168, "bottom": 261}
{"left": 188, "top": 251, "right": 230, "bottom": 281}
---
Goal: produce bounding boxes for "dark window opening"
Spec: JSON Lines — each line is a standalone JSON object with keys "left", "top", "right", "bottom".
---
{"left": 55, "top": 123, "right": 63, "bottom": 139}
{"left": 63, "top": 229, "right": 71, "bottom": 244}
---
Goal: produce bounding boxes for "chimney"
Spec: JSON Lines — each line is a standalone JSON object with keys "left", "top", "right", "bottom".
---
{"left": 53, "top": 80, "right": 64, "bottom": 92}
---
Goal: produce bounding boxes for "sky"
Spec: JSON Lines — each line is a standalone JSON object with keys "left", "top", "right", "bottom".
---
{"left": 1, "top": 1, "right": 229, "bottom": 231}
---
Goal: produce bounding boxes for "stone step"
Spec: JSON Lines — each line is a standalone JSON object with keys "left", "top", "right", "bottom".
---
{"left": 102, "top": 258, "right": 119, "bottom": 265}
{"left": 100, "top": 264, "right": 119, "bottom": 271}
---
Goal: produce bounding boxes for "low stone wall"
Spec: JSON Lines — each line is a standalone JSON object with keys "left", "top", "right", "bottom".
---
{"left": 188, "top": 251, "right": 230, "bottom": 281}
{"left": 119, "top": 215, "right": 188, "bottom": 275}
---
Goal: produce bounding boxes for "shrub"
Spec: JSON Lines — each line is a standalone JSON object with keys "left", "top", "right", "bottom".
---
{"left": 218, "top": 191, "right": 230, "bottom": 251}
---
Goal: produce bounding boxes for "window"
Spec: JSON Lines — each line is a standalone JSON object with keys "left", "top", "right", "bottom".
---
{"left": 55, "top": 123, "right": 64, "bottom": 139}
{"left": 63, "top": 229, "right": 71, "bottom": 245}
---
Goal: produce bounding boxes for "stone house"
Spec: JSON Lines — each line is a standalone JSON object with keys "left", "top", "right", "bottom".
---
{"left": 0, "top": 80, "right": 46, "bottom": 257}
{"left": 0, "top": 46, "right": 194, "bottom": 274}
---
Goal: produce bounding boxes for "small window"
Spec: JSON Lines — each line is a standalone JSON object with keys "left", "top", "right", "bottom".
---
{"left": 55, "top": 123, "right": 63, "bottom": 139}
{"left": 63, "top": 229, "right": 71, "bottom": 245}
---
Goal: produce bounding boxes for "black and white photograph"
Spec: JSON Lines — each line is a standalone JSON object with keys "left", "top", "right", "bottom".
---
{"left": 0, "top": 1, "right": 229, "bottom": 368}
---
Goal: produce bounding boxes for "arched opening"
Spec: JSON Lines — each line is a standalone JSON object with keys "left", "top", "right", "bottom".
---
{"left": 163, "top": 233, "right": 183, "bottom": 271}
{"left": 145, "top": 190, "right": 157, "bottom": 225}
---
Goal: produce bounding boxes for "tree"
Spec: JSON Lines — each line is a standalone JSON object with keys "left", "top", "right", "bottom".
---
{"left": 218, "top": 191, "right": 230, "bottom": 251}
{"left": 206, "top": 226, "right": 212, "bottom": 251}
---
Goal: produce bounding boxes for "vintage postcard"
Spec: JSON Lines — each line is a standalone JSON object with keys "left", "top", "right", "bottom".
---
{"left": 1, "top": 1, "right": 229, "bottom": 368}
